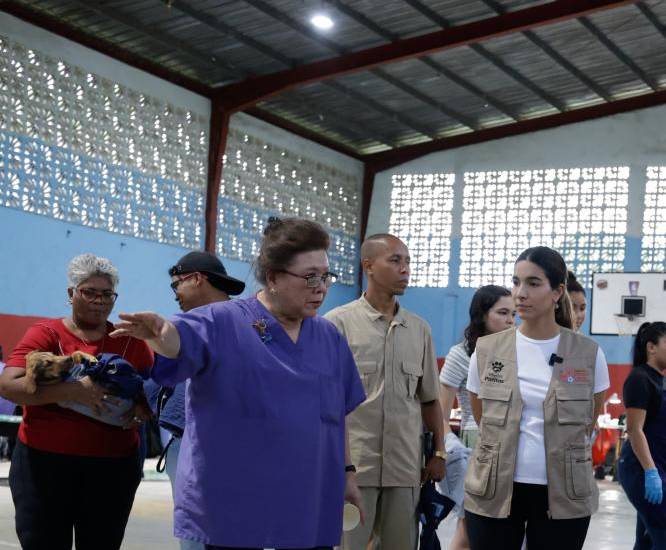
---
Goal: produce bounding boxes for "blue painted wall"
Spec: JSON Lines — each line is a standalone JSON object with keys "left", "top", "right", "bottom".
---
{"left": 0, "top": 207, "right": 359, "bottom": 322}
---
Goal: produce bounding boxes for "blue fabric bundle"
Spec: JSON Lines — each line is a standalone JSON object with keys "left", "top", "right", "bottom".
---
{"left": 59, "top": 353, "right": 143, "bottom": 426}
{"left": 70, "top": 353, "right": 144, "bottom": 399}
{"left": 418, "top": 432, "right": 457, "bottom": 550}
{"left": 418, "top": 480, "right": 456, "bottom": 550}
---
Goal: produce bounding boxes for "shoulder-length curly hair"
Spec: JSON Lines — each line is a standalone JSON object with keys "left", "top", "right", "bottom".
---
{"left": 463, "top": 285, "right": 512, "bottom": 356}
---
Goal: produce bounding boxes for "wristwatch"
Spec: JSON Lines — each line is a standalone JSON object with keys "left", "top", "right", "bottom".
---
{"left": 434, "top": 450, "right": 447, "bottom": 461}
{"left": 345, "top": 464, "right": 357, "bottom": 473}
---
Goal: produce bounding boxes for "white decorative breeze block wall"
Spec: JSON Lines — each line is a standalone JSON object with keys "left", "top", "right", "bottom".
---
{"left": 459, "top": 166, "right": 629, "bottom": 287}
{"left": 219, "top": 127, "right": 361, "bottom": 285}
{"left": 0, "top": 35, "right": 362, "bottom": 284}
{"left": 389, "top": 173, "right": 455, "bottom": 287}
{"left": 642, "top": 166, "right": 666, "bottom": 272}
{"left": 0, "top": 34, "right": 208, "bottom": 248}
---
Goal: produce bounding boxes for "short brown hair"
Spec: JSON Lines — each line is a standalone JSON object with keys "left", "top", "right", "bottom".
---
{"left": 255, "top": 217, "right": 330, "bottom": 285}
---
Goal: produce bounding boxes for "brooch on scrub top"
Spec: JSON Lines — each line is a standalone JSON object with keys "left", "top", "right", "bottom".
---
{"left": 252, "top": 319, "right": 272, "bottom": 343}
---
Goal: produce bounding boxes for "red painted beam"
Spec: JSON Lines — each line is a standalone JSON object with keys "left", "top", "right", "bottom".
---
{"left": 0, "top": 2, "right": 214, "bottom": 98}
{"left": 205, "top": 100, "right": 230, "bottom": 252}
{"left": 357, "top": 163, "right": 376, "bottom": 293}
{"left": 360, "top": 163, "right": 376, "bottom": 243}
{"left": 364, "top": 90, "right": 666, "bottom": 172}
{"left": 216, "top": 0, "right": 636, "bottom": 111}
{"left": 244, "top": 107, "right": 364, "bottom": 160}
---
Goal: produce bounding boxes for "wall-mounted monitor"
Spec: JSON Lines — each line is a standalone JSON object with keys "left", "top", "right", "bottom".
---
{"left": 621, "top": 296, "right": 646, "bottom": 317}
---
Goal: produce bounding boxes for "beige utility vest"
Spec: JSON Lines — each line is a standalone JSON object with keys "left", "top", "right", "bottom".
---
{"left": 464, "top": 327, "right": 599, "bottom": 519}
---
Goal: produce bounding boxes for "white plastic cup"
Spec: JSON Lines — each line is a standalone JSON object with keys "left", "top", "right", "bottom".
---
{"left": 343, "top": 503, "right": 361, "bottom": 531}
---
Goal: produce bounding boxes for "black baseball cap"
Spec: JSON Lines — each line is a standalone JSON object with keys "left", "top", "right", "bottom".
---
{"left": 169, "top": 251, "right": 245, "bottom": 296}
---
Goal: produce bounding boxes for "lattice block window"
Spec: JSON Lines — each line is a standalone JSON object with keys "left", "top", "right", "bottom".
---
{"left": 388, "top": 173, "right": 455, "bottom": 287}
{"left": 0, "top": 35, "right": 207, "bottom": 248}
{"left": 642, "top": 166, "right": 666, "bottom": 271}
{"left": 459, "top": 167, "right": 629, "bottom": 287}
{"left": 217, "top": 129, "right": 361, "bottom": 285}
{"left": 0, "top": 36, "right": 207, "bottom": 187}
{"left": 0, "top": 133, "right": 203, "bottom": 247}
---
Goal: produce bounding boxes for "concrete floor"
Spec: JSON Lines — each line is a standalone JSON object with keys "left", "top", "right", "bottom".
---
{"left": 0, "top": 472, "right": 639, "bottom": 549}
{"left": 435, "top": 479, "right": 637, "bottom": 549}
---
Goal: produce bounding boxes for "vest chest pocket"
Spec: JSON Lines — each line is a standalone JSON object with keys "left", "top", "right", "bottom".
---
{"left": 479, "top": 386, "right": 512, "bottom": 426}
{"left": 465, "top": 441, "right": 500, "bottom": 499}
{"left": 402, "top": 361, "right": 423, "bottom": 398}
{"left": 555, "top": 386, "right": 592, "bottom": 425}
{"left": 565, "top": 445, "right": 593, "bottom": 499}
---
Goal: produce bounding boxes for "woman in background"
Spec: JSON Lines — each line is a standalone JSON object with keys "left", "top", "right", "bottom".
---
{"left": 618, "top": 322, "right": 666, "bottom": 549}
{"left": 567, "top": 271, "right": 587, "bottom": 332}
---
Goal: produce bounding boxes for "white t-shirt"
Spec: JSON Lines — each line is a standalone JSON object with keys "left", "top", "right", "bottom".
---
{"left": 440, "top": 342, "right": 478, "bottom": 431}
{"left": 466, "top": 331, "right": 610, "bottom": 484}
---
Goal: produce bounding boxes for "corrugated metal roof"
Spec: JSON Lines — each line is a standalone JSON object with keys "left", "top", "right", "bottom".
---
{"left": 5, "top": 0, "right": 666, "bottom": 155}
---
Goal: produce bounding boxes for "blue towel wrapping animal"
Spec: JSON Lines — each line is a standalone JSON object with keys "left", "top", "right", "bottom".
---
{"left": 59, "top": 353, "right": 143, "bottom": 426}
{"left": 418, "top": 432, "right": 457, "bottom": 550}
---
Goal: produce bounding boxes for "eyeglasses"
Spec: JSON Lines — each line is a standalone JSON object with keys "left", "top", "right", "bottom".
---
{"left": 76, "top": 287, "right": 118, "bottom": 304}
{"left": 170, "top": 272, "right": 198, "bottom": 293}
{"left": 281, "top": 270, "right": 338, "bottom": 288}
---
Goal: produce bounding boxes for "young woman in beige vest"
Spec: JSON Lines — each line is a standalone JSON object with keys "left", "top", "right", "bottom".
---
{"left": 464, "top": 246, "right": 610, "bottom": 550}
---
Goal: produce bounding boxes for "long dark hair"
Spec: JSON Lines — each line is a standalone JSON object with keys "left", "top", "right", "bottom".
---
{"left": 515, "top": 246, "right": 574, "bottom": 329}
{"left": 633, "top": 321, "right": 666, "bottom": 367}
{"left": 464, "top": 285, "right": 512, "bottom": 356}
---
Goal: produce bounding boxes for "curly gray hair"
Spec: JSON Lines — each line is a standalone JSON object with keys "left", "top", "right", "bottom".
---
{"left": 67, "top": 253, "right": 119, "bottom": 289}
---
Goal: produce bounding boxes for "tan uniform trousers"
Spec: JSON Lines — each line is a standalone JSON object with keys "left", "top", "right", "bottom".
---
{"left": 342, "top": 487, "right": 419, "bottom": 550}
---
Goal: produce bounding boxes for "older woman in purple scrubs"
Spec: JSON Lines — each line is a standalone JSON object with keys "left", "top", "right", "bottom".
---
{"left": 112, "top": 217, "right": 366, "bottom": 550}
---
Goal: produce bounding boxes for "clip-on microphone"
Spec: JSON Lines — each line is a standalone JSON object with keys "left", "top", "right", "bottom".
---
{"left": 548, "top": 353, "right": 563, "bottom": 367}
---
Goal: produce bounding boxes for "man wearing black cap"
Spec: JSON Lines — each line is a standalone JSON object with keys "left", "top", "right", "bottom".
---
{"left": 148, "top": 251, "right": 244, "bottom": 550}
{"left": 168, "top": 250, "right": 246, "bottom": 313}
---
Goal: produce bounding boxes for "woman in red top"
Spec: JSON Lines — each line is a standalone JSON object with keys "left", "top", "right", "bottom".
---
{"left": 0, "top": 253, "right": 153, "bottom": 550}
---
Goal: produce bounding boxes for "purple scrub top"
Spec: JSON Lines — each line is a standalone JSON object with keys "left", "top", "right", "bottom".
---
{"left": 0, "top": 363, "right": 17, "bottom": 416}
{"left": 152, "top": 297, "right": 365, "bottom": 548}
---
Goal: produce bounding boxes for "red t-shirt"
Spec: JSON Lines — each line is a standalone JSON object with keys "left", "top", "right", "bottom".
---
{"left": 6, "top": 318, "right": 154, "bottom": 457}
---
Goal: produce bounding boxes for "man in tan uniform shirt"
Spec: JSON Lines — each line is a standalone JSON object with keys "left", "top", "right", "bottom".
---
{"left": 325, "top": 234, "right": 446, "bottom": 550}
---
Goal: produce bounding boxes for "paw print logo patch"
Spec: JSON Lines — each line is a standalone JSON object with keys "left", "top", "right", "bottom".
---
{"left": 490, "top": 360, "right": 504, "bottom": 374}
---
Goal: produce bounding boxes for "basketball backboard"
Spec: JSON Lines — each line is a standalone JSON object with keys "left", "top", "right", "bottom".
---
{"left": 590, "top": 272, "right": 666, "bottom": 336}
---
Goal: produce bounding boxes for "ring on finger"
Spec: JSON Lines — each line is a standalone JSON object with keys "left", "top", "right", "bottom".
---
{"left": 133, "top": 416, "right": 143, "bottom": 424}
{"left": 102, "top": 394, "right": 109, "bottom": 401}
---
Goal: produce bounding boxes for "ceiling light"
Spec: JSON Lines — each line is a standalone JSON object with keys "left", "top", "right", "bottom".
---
{"left": 311, "top": 13, "right": 334, "bottom": 31}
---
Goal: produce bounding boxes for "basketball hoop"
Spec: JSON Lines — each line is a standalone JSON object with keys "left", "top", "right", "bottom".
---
{"left": 614, "top": 313, "right": 639, "bottom": 336}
